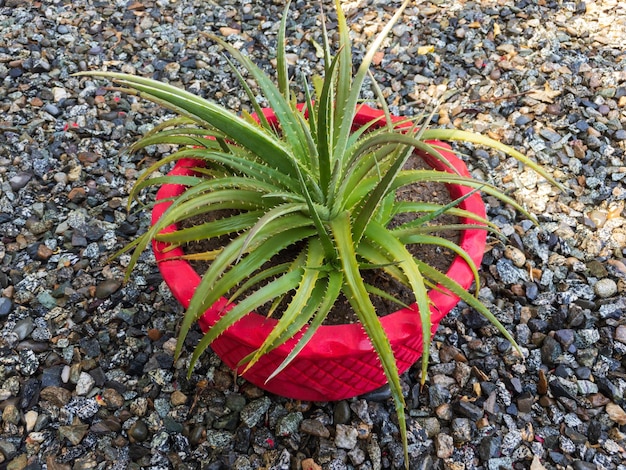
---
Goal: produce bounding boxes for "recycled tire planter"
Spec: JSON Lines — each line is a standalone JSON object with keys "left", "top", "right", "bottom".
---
{"left": 151, "top": 105, "right": 487, "bottom": 402}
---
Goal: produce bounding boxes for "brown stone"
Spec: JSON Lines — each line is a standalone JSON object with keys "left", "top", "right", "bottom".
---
{"left": 219, "top": 26, "right": 240, "bottom": 36}
{"left": 67, "top": 187, "right": 86, "bottom": 203}
{"left": 7, "top": 454, "right": 28, "bottom": 470}
{"left": 147, "top": 329, "right": 163, "bottom": 341}
{"left": 538, "top": 396, "right": 554, "bottom": 407}
{"left": 511, "top": 284, "right": 525, "bottom": 296}
{"left": 59, "top": 424, "right": 89, "bottom": 445}
{"left": 101, "top": 388, "right": 125, "bottom": 409}
{"left": 588, "top": 393, "right": 611, "bottom": 408}
{"left": 212, "top": 369, "right": 233, "bottom": 391}
{"left": 537, "top": 369, "right": 548, "bottom": 395}
{"left": 301, "top": 458, "right": 322, "bottom": 470}
{"left": 46, "top": 456, "right": 71, "bottom": 470}
{"left": 77, "top": 151, "right": 99, "bottom": 164}
{"left": 615, "top": 325, "right": 626, "bottom": 344}
{"left": 171, "top": 390, "right": 188, "bottom": 406}
{"left": 36, "top": 244, "right": 53, "bottom": 261}
{"left": 606, "top": 402, "right": 626, "bottom": 425}
{"left": 40, "top": 386, "right": 72, "bottom": 407}
{"left": 300, "top": 419, "right": 330, "bottom": 438}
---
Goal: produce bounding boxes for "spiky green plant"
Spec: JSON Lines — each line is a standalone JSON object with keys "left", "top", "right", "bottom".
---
{"left": 77, "top": 1, "right": 560, "bottom": 467}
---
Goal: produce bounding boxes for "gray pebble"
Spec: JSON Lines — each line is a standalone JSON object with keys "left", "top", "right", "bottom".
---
{"left": 9, "top": 172, "right": 32, "bottom": 191}
{"left": 154, "top": 398, "right": 171, "bottom": 418}
{"left": 496, "top": 258, "right": 528, "bottom": 284}
{"left": 13, "top": 317, "right": 34, "bottom": 341}
{"left": 428, "top": 384, "right": 451, "bottom": 408}
{"left": 276, "top": 412, "right": 303, "bottom": 437}
{"left": 43, "top": 103, "right": 61, "bottom": 117}
{"left": 64, "top": 397, "right": 99, "bottom": 420}
{"left": 0, "top": 297, "right": 12, "bottom": 317}
{"left": 333, "top": 400, "right": 351, "bottom": 424}
{"left": 18, "top": 349, "right": 39, "bottom": 376}
{"left": 205, "top": 430, "right": 234, "bottom": 449}
{"left": 225, "top": 393, "right": 246, "bottom": 413}
{"left": 240, "top": 397, "right": 271, "bottom": 428}
{"left": 487, "top": 458, "right": 513, "bottom": 470}
{"left": 335, "top": 424, "right": 358, "bottom": 450}
{"left": 435, "top": 433, "right": 454, "bottom": 458}
{"left": 0, "top": 440, "right": 17, "bottom": 460}
{"left": 451, "top": 418, "right": 472, "bottom": 444}
{"left": 615, "top": 130, "right": 626, "bottom": 140}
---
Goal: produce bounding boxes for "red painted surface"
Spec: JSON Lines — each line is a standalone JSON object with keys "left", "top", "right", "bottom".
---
{"left": 151, "top": 105, "right": 487, "bottom": 401}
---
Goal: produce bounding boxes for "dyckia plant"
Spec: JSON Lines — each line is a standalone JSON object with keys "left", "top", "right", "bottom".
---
{"left": 77, "top": 0, "right": 560, "bottom": 466}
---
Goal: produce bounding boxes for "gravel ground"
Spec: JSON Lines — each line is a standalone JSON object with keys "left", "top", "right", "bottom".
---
{"left": 2, "top": 0, "right": 626, "bottom": 469}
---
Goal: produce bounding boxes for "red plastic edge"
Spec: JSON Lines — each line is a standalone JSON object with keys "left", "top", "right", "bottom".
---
{"left": 150, "top": 105, "right": 487, "bottom": 400}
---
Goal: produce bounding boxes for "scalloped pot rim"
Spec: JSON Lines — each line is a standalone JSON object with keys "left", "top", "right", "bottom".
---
{"left": 149, "top": 105, "right": 487, "bottom": 401}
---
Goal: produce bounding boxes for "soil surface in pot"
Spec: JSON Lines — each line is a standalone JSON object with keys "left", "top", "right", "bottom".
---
{"left": 177, "top": 154, "right": 460, "bottom": 325}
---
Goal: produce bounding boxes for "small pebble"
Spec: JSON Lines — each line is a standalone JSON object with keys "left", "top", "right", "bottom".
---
{"left": 435, "top": 433, "right": 454, "bottom": 458}
{"left": 24, "top": 410, "right": 38, "bottom": 432}
{"left": 301, "top": 419, "right": 331, "bottom": 438}
{"left": 128, "top": 420, "right": 149, "bottom": 443}
{"left": 2, "top": 405, "right": 20, "bottom": 425}
{"left": 0, "top": 298, "right": 12, "bottom": 317}
{"left": 333, "top": 400, "right": 351, "bottom": 424}
{"left": 171, "top": 390, "right": 188, "bottom": 406}
{"left": 594, "top": 278, "right": 617, "bottom": 298}
{"left": 75, "top": 372, "right": 96, "bottom": 396}
{"left": 95, "top": 279, "right": 121, "bottom": 299}
{"left": 335, "top": 424, "right": 358, "bottom": 450}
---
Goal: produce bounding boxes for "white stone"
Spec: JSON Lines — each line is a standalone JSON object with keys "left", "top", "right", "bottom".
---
{"left": 594, "top": 278, "right": 618, "bottom": 298}
{"left": 24, "top": 410, "right": 38, "bottom": 432}
{"left": 335, "top": 424, "right": 358, "bottom": 450}
{"left": 53, "top": 87, "right": 68, "bottom": 102}
{"left": 75, "top": 372, "right": 95, "bottom": 396}
{"left": 61, "top": 365, "right": 71, "bottom": 383}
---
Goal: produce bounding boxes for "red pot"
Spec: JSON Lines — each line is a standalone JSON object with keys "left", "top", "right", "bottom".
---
{"left": 151, "top": 105, "right": 487, "bottom": 401}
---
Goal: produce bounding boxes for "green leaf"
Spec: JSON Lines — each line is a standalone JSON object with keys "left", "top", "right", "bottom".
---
{"left": 333, "top": 0, "right": 411, "bottom": 162}
{"left": 264, "top": 269, "right": 342, "bottom": 382}
{"left": 352, "top": 143, "right": 414, "bottom": 243}
{"left": 390, "top": 201, "right": 498, "bottom": 231}
{"left": 176, "top": 217, "right": 315, "bottom": 360}
{"left": 227, "top": 262, "right": 294, "bottom": 304}
{"left": 240, "top": 202, "right": 309, "bottom": 256}
{"left": 241, "top": 238, "right": 326, "bottom": 372}
{"left": 187, "top": 267, "right": 305, "bottom": 373}
{"left": 363, "top": 222, "right": 432, "bottom": 388}
{"left": 317, "top": 50, "right": 344, "bottom": 197}
{"left": 415, "top": 259, "right": 523, "bottom": 357}
{"left": 389, "top": 170, "right": 537, "bottom": 222}
{"left": 406, "top": 185, "right": 485, "bottom": 227}
{"left": 155, "top": 211, "right": 263, "bottom": 244}
{"left": 329, "top": 211, "right": 409, "bottom": 470}
{"left": 205, "top": 37, "right": 314, "bottom": 181}
{"left": 276, "top": 1, "right": 292, "bottom": 99}
{"left": 420, "top": 128, "right": 565, "bottom": 191}
{"left": 75, "top": 71, "right": 299, "bottom": 178}
{"left": 396, "top": 233, "right": 481, "bottom": 293}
